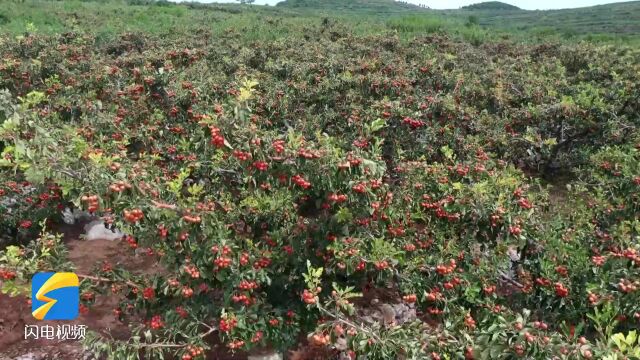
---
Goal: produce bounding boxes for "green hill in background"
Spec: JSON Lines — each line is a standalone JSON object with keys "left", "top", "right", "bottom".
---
{"left": 0, "top": 0, "right": 638, "bottom": 45}
{"left": 276, "top": 0, "right": 428, "bottom": 14}
{"left": 461, "top": 1, "right": 521, "bottom": 10}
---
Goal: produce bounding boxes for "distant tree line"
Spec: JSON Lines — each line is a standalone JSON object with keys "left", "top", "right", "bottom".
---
{"left": 396, "top": 1, "right": 430, "bottom": 9}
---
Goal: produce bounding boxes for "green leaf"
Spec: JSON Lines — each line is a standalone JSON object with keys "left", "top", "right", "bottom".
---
{"left": 24, "top": 167, "right": 45, "bottom": 184}
{"left": 369, "top": 118, "right": 387, "bottom": 133}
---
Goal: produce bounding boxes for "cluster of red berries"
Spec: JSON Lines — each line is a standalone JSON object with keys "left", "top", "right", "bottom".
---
{"left": 123, "top": 208, "right": 143, "bottom": 223}
{"left": 436, "top": 259, "right": 457, "bottom": 275}
{"left": 109, "top": 181, "right": 132, "bottom": 193}
{"left": 509, "top": 225, "right": 522, "bottom": 236}
{"left": 591, "top": 255, "right": 606, "bottom": 266}
{"left": 483, "top": 285, "right": 496, "bottom": 295}
{"left": 555, "top": 265, "right": 568, "bottom": 277}
{"left": 214, "top": 256, "right": 232, "bottom": 269}
{"left": 297, "top": 148, "right": 321, "bottom": 159}
{"left": 181, "top": 286, "right": 194, "bottom": 298}
{"left": 517, "top": 197, "right": 533, "bottom": 209}
{"left": 0, "top": 268, "right": 16, "bottom": 280}
{"left": 402, "top": 294, "right": 417, "bottom": 303}
{"left": 253, "top": 257, "right": 271, "bottom": 269}
{"left": 443, "top": 277, "right": 462, "bottom": 290}
{"left": 184, "top": 264, "right": 200, "bottom": 278}
{"left": 447, "top": 164, "right": 470, "bottom": 177}
{"left": 309, "top": 332, "right": 330, "bottom": 346}
{"left": 233, "top": 150, "right": 251, "bottom": 161}
{"left": 124, "top": 235, "right": 137, "bottom": 249}
{"left": 302, "top": 288, "right": 319, "bottom": 304}
{"left": 328, "top": 193, "right": 348, "bottom": 203}
{"left": 352, "top": 182, "right": 367, "bottom": 194}
{"left": 181, "top": 345, "right": 203, "bottom": 360}
{"left": 403, "top": 243, "right": 416, "bottom": 252}
{"left": 532, "top": 321, "right": 549, "bottom": 330}
{"left": 239, "top": 252, "right": 250, "bottom": 266}
{"left": 219, "top": 317, "right": 237, "bottom": 333}
{"left": 611, "top": 247, "right": 640, "bottom": 266}
{"left": 175, "top": 306, "right": 188, "bottom": 318}
{"left": 272, "top": 140, "right": 285, "bottom": 153}
{"left": 617, "top": 279, "right": 638, "bottom": 293}
{"left": 209, "top": 126, "right": 225, "bottom": 148}
{"left": 464, "top": 314, "right": 476, "bottom": 329}
{"left": 227, "top": 340, "right": 244, "bottom": 350}
{"left": 19, "top": 220, "right": 33, "bottom": 229}
{"left": 157, "top": 225, "right": 168, "bottom": 238}
{"left": 251, "top": 330, "right": 263, "bottom": 343}
{"left": 149, "top": 315, "right": 164, "bottom": 330}
{"left": 238, "top": 280, "right": 258, "bottom": 291}
{"left": 253, "top": 161, "right": 268, "bottom": 171}
{"left": 142, "top": 287, "right": 155, "bottom": 300}
{"left": 554, "top": 282, "right": 569, "bottom": 297}
{"left": 231, "top": 294, "right": 253, "bottom": 306}
{"left": 292, "top": 174, "right": 311, "bottom": 189}
{"left": 81, "top": 194, "right": 100, "bottom": 213}
{"left": 182, "top": 213, "right": 202, "bottom": 224}
{"left": 402, "top": 116, "right": 426, "bottom": 129}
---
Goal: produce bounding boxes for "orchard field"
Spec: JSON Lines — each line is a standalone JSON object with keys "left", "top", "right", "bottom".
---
{"left": 0, "top": 1, "right": 639, "bottom": 359}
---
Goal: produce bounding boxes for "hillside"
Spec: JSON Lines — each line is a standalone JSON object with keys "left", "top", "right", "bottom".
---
{"left": 0, "top": 0, "right": 638, "bottom": 44}
{"left": 275, "top": 0, "right": 640, "bottom": 41}
{"left": 276, "top": 0, "right": 428, "bottom": 14}
{"left": 448, "top": 1, "right": 640, "bottom": 38}
{"left": 461, "top": 1, "right": 520, "bottom": 10}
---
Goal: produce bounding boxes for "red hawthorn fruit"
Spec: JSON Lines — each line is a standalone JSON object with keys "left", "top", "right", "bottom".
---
{"left": 142, "top": 287, "right": 155, "bottom": 300}
{"left": 591, "top": 255, "right": 606, "bottom": 266}
{"left": 517, "top": 198, "right": 533, "bottom": 209}
{"left": 402, "top": 294, "right": 417, "bottom": 303}
{"left": 0, "top": 269, "right": 16, "bottom": 280}
{"left": 555, "top": 265, "right": 568, "bottom": 277}
{"left": 302, "top": 289, "right": 316, "bottom": 304}
{"left": 79, "top": 304, "right": 89, "bottom": 315}
{"left": 227, "top": 340, "right": 245, "bottom": 350}
{"left": 253, "top": 161, "right": 268, "bottom": 171}
{"left": 150, "top": 315, "right": 164, "bottom": 330}
{"left": 554, "top": 282, "right": 569, "bottom": 297}
{"left": 175, "top": 306, "right": 188, "bottom": 319}
{"left": 483, "top": 285, "right": 496, "bottom": 295}
{"left": 19, "top": 220, "right": 32, "bottom": 229}
{"left": 464, "top": 314, "right": 476, "bottom": 329}
{"left": 219, "top": 318, "right": 237, "bottom": 333}
{"left": 123, "top": 208, "right": 143, "bottom": 223}
{"left": 509, "top": 226, "right": 522, "bottom": 236}
{"left": 464, "top": 346, "right": 475, "bottom": 359}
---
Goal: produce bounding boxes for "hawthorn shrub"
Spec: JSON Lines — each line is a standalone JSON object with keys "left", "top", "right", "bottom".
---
{"left": 0, "top": 28, "right": 639, "bottom": 359}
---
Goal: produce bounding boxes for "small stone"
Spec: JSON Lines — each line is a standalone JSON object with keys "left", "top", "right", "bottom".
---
{"left": 84, "top": 220, "right": 124, "bottom": 241}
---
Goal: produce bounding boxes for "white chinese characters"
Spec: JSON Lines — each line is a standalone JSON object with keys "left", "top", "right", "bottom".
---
{"left": 24, "top": 324, "right": 87, "bottom": 340}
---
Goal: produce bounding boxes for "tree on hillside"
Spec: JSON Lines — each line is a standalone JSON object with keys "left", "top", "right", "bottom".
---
{"left": 236, "top": 0, "right": 256, "bottom": 4}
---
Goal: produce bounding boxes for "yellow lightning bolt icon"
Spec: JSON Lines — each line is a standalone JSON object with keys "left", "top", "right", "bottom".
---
{"left": 32, "top": 273, "right": 79, "bottom": 320}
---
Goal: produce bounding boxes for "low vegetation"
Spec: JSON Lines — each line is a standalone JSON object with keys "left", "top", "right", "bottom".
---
{"left": 0, "top": 1, "right": 639, "bottom": 359}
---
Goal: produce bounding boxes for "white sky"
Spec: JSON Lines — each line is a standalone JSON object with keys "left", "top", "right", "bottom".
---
{"left": 171, "top": 0, "right": 629, "bottom": 10}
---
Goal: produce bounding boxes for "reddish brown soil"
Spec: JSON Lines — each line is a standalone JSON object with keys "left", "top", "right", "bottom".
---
{"left": 0, "top": 222, "right": 246, "bottom": 360}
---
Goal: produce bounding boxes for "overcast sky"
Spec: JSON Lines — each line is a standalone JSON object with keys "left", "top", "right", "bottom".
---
{"left": 171, "top": 0, "right": 628, "bottom": 10}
